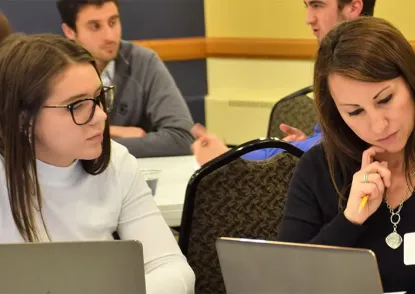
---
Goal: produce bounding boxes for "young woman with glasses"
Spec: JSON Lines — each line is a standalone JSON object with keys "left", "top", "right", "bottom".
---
{"left": 0, "top": 33, "right": 195, "bottom": 293}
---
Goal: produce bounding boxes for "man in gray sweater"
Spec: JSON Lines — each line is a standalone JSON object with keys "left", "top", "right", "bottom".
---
{"left": 56, "top": 0, "right": 194, "bottom": 158}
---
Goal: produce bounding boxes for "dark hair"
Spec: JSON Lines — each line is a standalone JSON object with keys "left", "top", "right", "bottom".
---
{"left": 338, "top": 0, "right": 376, "bottom": 16}
{"left": 0, "top": 34, "right": 111, "bottom": 241}
{"left": 314, "top": 17, "right": 415, "bottom": 205}
{"left": 0, "top": 12, "right": 12, "bottom": 43}
{"left": 56, "top": 0, "right": 120, "bottom": 30}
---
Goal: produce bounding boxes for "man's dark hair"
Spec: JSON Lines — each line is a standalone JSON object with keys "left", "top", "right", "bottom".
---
{"left": 56, "top": 0, "right": 119, "bottom": 30}
{"left": 338, "top": 0, "right": 376, "bottom": 16}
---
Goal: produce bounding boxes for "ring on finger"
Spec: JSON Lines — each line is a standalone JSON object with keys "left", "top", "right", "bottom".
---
{"left": 363, "top": 173, "right": 369, "bottom": 183}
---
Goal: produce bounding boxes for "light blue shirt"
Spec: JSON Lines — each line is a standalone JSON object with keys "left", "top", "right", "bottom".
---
{"left": 242, "top": 124, "right": 322, "bottom": 160}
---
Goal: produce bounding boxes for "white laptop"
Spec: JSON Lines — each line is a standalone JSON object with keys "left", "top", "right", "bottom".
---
{"left": 0, "top": 240, "right": 146, "bottom": 294}
{"left": 216, "top": 237, "right": 384, "bottom": 294}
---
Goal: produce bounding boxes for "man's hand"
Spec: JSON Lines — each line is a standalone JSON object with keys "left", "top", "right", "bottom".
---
{"left": 279, "top": 123, "right": 307, "bottom": 142}
{"left": 110, "top": 126, "right": 147, "bottom": 138}
{"left": 191, "top": 123, "right": 230, "bottom": 166}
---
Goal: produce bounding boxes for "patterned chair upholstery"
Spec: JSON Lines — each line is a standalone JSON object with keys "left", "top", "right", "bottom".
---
{"left": 267, "top": 85, "right": 316, "bottom": 138}
{"left": 179, "top": 138, "right": 303, "bottom": 294}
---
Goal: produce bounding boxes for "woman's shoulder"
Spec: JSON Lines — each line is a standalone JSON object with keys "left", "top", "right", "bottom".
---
{"left": 107, "top": 140, "right": 138, "bottom": 177}
{"left": 297, "top": 143, "right": 328, "bottom": 171}
{"left": 293, "top": 143, "right": 339, "bottom": 191}
{"left": 294, "top": 143, "right": 356, "bottom": 199}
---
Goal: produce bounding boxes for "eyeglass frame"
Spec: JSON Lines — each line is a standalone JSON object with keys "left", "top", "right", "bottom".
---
{"left": 43, "top": 85, "right": 115, "bottom": 126}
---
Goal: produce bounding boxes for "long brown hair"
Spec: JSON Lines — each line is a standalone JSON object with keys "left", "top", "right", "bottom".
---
{"left": 0, "top": 34, "right": 111, "bottom": 241}
{"left": 314, "top": 17, "right": 415, "bottom": 206}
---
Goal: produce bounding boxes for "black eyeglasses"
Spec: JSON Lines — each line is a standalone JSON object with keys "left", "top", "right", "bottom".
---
{"left": 43, "top": 86, "right": 115, "bottom": 125}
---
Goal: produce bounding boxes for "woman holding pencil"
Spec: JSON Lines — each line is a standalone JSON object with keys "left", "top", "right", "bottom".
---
{"left": 277, "top": 17, "right": 415, "bottom": 292}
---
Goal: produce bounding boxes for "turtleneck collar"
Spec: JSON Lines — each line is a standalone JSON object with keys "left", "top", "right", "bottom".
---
{"left": 36, "top": 159, "right": 83, "bottom": 187}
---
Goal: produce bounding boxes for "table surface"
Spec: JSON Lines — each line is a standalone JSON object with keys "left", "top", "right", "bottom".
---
{"left": 137, "top": 155, "right": 198, "bottom": 227}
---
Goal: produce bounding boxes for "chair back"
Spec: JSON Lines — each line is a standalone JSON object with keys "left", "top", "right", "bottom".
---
{"left": 267, "top": 86, "right": 316, "bottom": 138}
{"left": 179, "top": 138, "right": 303, "bottom": 294}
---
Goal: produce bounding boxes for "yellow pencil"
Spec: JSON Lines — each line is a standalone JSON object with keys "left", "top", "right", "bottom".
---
{"left": 358, "top": 195, "right": 369, "bottom": 213}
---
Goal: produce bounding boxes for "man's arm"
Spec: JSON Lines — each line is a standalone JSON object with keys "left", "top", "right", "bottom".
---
{"left": 110, "top": 126, "right": 147, "bottom": 138}
{"left": 115, "top": 53, "right": 194, "bottom": 158}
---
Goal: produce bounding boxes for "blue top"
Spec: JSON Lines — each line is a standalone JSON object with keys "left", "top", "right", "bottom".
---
{"left": 242, "top": 124, "right": 322, "bottom": 160}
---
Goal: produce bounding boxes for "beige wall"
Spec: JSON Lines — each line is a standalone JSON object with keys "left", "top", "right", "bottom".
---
{"left": 204, "top": 0, "right": 415, "bottom": 144}
{"left": 205, "top": 0, "right": 415, "bottom": 39}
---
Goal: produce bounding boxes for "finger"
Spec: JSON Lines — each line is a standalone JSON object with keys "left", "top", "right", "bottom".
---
{"left": 282, "top": 135, "right": 296, "bottom": 142}
{"left": 359, "top": 182, "right": 380, "bottom": 201}
{"left": 137, "top": 128, "right": 147, "bottom": 137}
{"left": 279, "top": 124, "right": 298, "bottom": 136}
{"left": 200, "top": 138, "right": 209, "bottom": 147}
{"left": 191, "top": 123, "right": 208, "bottom": 139}
{"left": 191, "top": 139, "right": 203, "bottom": 153}
{"left": 362, "top": 173, "right": 385, "bottom": 198}
{"left": 361, "top": 146, "right": 386, "bottom": 169}
{"left": 362, "top": 162, "right": 391, "bottom": 187}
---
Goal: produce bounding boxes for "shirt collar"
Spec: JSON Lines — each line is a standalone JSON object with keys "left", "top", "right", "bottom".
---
{"left": 101, "top": 60, "right": 115, "bottom": 87}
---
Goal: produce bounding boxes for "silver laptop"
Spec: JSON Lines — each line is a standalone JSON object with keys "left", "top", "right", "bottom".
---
{"left": 0, "top": 240, "right": 146, "bottom": 294}
{"left": 216, "top": 237, "right": 383, "bottom": 294}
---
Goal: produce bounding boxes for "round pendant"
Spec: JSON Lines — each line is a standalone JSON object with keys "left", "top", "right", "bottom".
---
{"left": 385, "top": 231, "right": 402, "bottom": 249}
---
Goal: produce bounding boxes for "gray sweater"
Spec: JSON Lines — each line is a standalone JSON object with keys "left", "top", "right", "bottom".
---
{"left": 110, "top": 41, "right": 194, "bottom": 158}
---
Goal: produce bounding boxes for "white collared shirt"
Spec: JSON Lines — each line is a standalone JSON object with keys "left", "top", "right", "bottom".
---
{"left": 101, "top": 60, "right": 115, "bottom": 87}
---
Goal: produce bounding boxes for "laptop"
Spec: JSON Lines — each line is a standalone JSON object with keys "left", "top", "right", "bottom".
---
{"left": 216, "top": 237, "right": 384, "bottom": 294}
{"left": 0, "top": 240, "right": 146, "bottom": 294}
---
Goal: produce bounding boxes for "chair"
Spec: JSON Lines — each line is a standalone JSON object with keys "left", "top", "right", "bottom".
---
{"left": 267, "top": 85, "right": 316, "bottom": 139}
{"left": 178, "top": 138, "right": 303, "bottom": 294}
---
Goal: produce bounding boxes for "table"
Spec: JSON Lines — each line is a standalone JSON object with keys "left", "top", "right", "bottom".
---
{"left": 137, "top": 155, "right": 198, "bottom": 227}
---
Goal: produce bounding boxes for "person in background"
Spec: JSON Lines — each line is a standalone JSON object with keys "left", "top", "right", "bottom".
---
{"left": 191, "top": 0, "right": 376, "bottom": 166}
{"left": 56, "top": 0, "right": 194, "bottom": 158}
{"left": 0, "top": 12, "right": 12, "bottom": 43}
{"left": 0, "top": 33, "right": 195, "bottom": 293}
{"left": 277, "top": 17, "right": 415, "bottom": 292}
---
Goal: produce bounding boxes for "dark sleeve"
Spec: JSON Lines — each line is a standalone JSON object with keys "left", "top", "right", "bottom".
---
{"left": 117, "top": 53, "right": 194, "bottom": 158}
{"left": 277, "top": 146, "right": 367, "bottom": 247}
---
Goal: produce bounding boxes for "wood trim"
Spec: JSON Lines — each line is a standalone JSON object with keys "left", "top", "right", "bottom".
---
{"left": 133, "top": 37, "right": 318, "bottom": 61}
{"left": 206, "top": 38, "right": 318, "bottom": 60}
{"left": 134, "top": 37, "right": 415, "bottom": 61}
{"left": 133, "top": 37, "right": 206, "bottom": 61}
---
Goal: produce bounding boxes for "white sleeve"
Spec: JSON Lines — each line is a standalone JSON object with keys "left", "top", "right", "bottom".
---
{"left": 114, "top": 144, "right": 195, "bottom": 294}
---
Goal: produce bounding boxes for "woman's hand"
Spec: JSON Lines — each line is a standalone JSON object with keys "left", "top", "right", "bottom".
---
{"left": 344, "top": 146, "right": 391, "bottom": 225}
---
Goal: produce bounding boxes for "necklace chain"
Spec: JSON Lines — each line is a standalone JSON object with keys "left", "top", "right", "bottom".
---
{"left": 384, "top": 172, "right": 414, "bottom": 249}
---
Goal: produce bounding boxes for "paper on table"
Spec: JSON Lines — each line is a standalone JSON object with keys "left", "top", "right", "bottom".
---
{"left": 384, "top": 292, "right": 406, "bottom": 294}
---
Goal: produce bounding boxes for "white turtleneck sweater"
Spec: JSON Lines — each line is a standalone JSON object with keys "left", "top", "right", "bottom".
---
{"left": 0, "top": 141, "right": 195, "bottom": 294}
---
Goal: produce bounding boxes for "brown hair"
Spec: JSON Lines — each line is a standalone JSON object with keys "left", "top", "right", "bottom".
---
{"left": 314, "top": 17, "right": 415, "bottom": 206}
{"left": 0, "top": 34, "right": 111, "bottom": 241}
{"left": 0, "top": 12, "right": 12, "bottom": 43}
